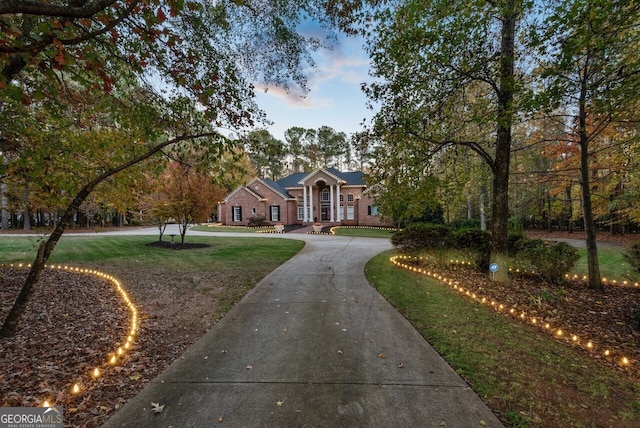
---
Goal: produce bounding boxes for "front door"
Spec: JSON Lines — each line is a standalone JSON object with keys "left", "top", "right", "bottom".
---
{"left": 321, "top": 205, "right": 330, "bottom": 221}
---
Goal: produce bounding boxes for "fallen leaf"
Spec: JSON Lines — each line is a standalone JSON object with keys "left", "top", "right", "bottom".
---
{"left": 479, "top": 421, "right": 486, "bottom": 426}
{"left": 276, "top": 400, "right": 285, "bottom": 407}
{"left": 378, "top": 353, "right": 385, "bottom": 358}
{"left": 151, "top": 402, "right": 165, "bottom": 414}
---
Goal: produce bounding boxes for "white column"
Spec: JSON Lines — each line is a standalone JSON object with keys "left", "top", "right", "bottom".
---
{"left": 329, "top": 184, "right": 335, "bottom": 222}
{"left": 336, "top": 184, "right": 341, "bottom": 222}
{"left": 309, "top": 185, "right": 314, "bottom": 223}
{"left": 303, "top": 185, "right": 308, "bottom": 223}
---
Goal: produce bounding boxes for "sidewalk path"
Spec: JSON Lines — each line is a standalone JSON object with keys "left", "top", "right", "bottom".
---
{"left": 101, "top": 232, "right": 503, "bottom": 427}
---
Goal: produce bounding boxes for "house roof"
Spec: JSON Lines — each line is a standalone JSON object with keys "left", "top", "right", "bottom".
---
{"left": 225, "top": 170, "right": 367, "bottom": 203}
{"left": 273, "top": 172, "right": 307, "bottom": 190}
{"left": 224, "top": 185, "right": 264, "bottom": 203}
{"left": 332, "top": 169, "right": 366, "bottom": 186}
{"left": 261, "top": 178, "right": 295, "bottom": 199}
{"left": 276, "top": 168, "right": 366, "bottom": 188}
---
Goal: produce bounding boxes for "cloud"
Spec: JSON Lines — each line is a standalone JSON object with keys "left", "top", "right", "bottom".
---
{"left": 259, "top": 84, "right": 334, "bottom": 109}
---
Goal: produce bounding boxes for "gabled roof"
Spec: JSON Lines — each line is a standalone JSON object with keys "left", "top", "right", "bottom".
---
{"left": 224, "top": 185, "right": 264, "bottom": 203}
{"left": 298, "top": 168, "right": 344, "bottom": 185}
{"left": 285, "top": 168, "right": 366, "bottom": 187}
{"left": 271, "top": 172, "right": 307, "bottom": 190}
{"left": 331, "top": 169, "right": 366, "bottom": 186}
{"left": 261, "top": 178, "right": 295, "bottom": 199}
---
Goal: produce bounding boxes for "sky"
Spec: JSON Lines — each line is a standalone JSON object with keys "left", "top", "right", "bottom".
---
{"left": 252, "top": 32, "right": 375, "bottom": 142}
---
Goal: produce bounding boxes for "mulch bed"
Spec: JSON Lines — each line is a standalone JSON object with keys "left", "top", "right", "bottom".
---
{"left": 399, "top": 258, "right": 640, "bottom": 379}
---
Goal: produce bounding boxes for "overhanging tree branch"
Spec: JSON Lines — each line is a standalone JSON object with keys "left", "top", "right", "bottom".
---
{"left": 0, "top": 0, "right": 120, "bottom": 18}
{"left": 0, "top": 130, "right": 226, "bottom": 338}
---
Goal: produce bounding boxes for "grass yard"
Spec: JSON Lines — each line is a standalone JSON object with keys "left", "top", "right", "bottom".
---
{"left": 572, "top": 246, "right": 640, "bottom": 283}
{"left": 366, "top": 250, "right": 640, "bottom": 427}
{"left": 0, "top": 234, "right": 304, "bottom": 426}
{"left": 331, "top": 226, "right": 396, "bottom": 238}
{"left": 3, "top": 229, "right": 640, "bottom": 426}
{"left": 190, "top": 224, "right": 263, "bottom": 233}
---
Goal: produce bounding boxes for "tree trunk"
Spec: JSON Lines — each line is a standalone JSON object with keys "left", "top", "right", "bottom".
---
{"left": 566, "top": 184, "right": 573, "bottom": 233}
{"left": 0, "top": 131, "right": 211, "bottom": 337}
{"left": 546, "top": 188, "right": 552, "bottom": 232}
{"left": 578, "top": 56, "right": 602, "bottom": 290}
{"left": 1, "top": 178, "right": 8, "bottom": 229}
{"left": 489, "top": 0, "right": 517, "bottom": 283}
{"left": 0, "top": 183, "right": 92, "bottom": 337}
{"left": 480, "top": 190, "right": 486, "bottom": 231}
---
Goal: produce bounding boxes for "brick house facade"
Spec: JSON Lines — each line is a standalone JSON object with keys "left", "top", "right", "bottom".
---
{"left": 218, "top": 168, "right": 390, "bottom": 227}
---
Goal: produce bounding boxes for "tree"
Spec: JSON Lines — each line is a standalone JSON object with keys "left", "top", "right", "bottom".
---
{"left": 242, "top": 129, "right": 286, "bottom": 180}
{"left": 284, "top": 126, "right": 310, "bottom": 172}
{"left": 316, "top": 125, "right": 347, "bottom": 168}
{"left": 161, "top": 156, "right": 226, "bottom": 244}
{"left": 0, "top": 0, "right": 339, "bottom": 337}
{"left": 348, "top": 0, "right": 531, "bottom": 282}
{"left": 532, "top": 0, "right": 640, "bottom": 289}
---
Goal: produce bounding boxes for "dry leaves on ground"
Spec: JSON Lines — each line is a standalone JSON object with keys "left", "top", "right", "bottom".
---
{"left": 2, "top": 230, "right": 639, "bottom": 427}
{"left": 401, "top": 259, "right": 640, "bottom": 379}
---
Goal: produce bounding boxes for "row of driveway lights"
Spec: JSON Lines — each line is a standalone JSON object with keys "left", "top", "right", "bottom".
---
{"left": 390, "top": 255, "right": 633, "bottom": 370}
{"left": 3, "top": 263, "right": 138, "bottom": 408}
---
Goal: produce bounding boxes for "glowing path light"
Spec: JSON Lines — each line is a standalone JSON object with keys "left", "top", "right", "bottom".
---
{"left": 1, "top": 263, "right": 140, "bottom": 405}
{"left": 389, "top": 255, "right": 634, "bottom": 372}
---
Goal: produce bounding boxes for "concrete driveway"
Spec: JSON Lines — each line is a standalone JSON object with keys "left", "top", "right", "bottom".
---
{"left": 96, "top": 228, "right": 502, "bottom": 427}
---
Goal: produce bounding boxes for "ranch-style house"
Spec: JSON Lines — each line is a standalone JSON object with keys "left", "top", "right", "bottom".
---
{"left": 218, "top": 168, "right": 391, "bottom": 227}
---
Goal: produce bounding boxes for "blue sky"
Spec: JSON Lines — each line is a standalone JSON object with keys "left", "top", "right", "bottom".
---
{"left": 253, "top": 32, "right": 374, "bottom": 142}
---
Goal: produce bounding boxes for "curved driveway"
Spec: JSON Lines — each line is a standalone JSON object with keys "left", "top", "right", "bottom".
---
{"left": 102, "top": 227, "right": 503, "bottom": 427}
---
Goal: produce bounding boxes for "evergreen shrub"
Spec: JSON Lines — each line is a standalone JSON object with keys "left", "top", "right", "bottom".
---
{"left": 514, "top": 238, "right": 579, "bottom": 284}
{"left": 391, "top": 223, "right": 453, "bottom": 254}
{"left": 453, "top": 229, "right": 492, "bottom": 269}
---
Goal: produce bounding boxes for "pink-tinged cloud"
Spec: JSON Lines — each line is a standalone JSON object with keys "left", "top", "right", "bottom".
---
{"left": 259, "top": 84, "right": 334, "bottom": 109}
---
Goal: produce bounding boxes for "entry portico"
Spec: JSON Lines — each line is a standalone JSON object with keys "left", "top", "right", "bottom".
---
{"left": 300, "top": 169, "right": 344, "bottom": 223}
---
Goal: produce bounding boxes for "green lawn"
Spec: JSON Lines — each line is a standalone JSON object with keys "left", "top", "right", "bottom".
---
{"left": 331, "top": 226, "right": 396, "bottom": 238}
{"left": 366, "top": 250, "right": 640, "bottom": 427}
{"left": 190, "top": 224, "right": 263, "bottom": 233}
{"left": 0, "top": 235, "right": 303, "bottom": 268}
{"left": 572, "top": 247, "right": 640, "bottom": 283}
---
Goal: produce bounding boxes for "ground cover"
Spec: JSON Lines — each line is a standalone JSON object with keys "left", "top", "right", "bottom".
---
{"left": 330, "top": 226, "right": 396, "bottom": 238}
{"left": 367, "top": 250, "right": 640, "bottom": 427}
{"left": 2, "top": 229, "right": 640, "bottom": 426}
{"left": 190, "top": 224, "right": 263, "bottom": 233}
{"left": 0, "top": 235, "right": 303, "bottom": 426}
